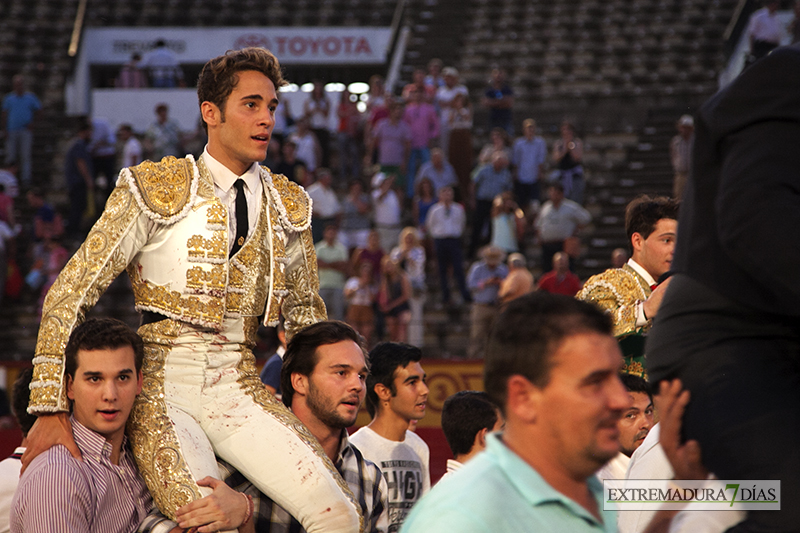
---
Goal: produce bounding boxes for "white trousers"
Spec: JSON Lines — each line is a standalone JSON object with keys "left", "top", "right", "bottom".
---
{"left": 129, "top": 318, "right": 362, "bottom": 533}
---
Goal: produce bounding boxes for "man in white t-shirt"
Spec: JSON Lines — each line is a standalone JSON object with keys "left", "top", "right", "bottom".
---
{"left": 117, "top": 124, "right": 143, "bottom": 169}
{"left": 371, "top": 172, "right": 402, "bottom": 252}
{"left": 350, "top": 342, "right": 431, "bottom": 531}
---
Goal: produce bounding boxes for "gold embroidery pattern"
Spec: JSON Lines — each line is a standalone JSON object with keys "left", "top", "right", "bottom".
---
{"left": 31, "top": 186, "right": 139, "bottom": 412}
{"left": 205, "top": 203, "right": 226, "bottom": 228}
{"left": 187, "top": 232, "right": 227, "bottom": 263}
{"left": 129, "top": 157, "right": 194, "bottom": 219}
{"left": 128, "top": 266, "right": 225, "bottom": 328}
{"left": 186, "top": 265, "right": 225, "bottom": 293}
{"left": 576, "top": 267, "right": 650, "bottom": 338}
{"left": 237, "top": 349, "right": 364, "bottom": 532}
{"left": 281, "top": 227, "right": 327, "bottom": 339}
{"left": 129, "top": 319, "right": 201, "bottom": 520}
{"left": 268, "top": 172, "right": 311, "bottom": 229}
{"left": 623, "top": 360, "right": 647, "bottom": 379}
{"left": 195, "top": 158, "right": 216, "bottom": 200}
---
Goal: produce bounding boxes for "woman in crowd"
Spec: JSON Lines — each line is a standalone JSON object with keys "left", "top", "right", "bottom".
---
{"left": 477, "top": 127, "right": 512, "bottom": 167}
{"left": 344, "top": 261, "right": 377, "bottom": 345}
{"left": 390, "top": 227, "right": 427, "bottom": 346}
{"left": 351, "top": 229, "right": 384, "bottom": 285}
{"left": 552, "top": 120, "right": 585, "bottom": 204}
{"left": 378, "top": 256, "right": 412, "bottom": 343}
{"left": 339, "top": 180, "right": 372, "bottom": 254}
{"left": 491, "top": 191, "right": 526, "bottom": 254}
{"left": 390, "top": 227, "right": 426, "bottom": 293}
{"left": 412, "top": 177, "right": 437, "bottom": 235}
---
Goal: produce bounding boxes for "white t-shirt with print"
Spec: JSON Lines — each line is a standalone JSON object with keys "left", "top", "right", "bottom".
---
{"left": 350, "top": 427, "right": 430, "bottom": 532}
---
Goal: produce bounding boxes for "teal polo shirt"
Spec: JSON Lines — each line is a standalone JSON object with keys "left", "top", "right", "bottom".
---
{"left": 401, "top": 434, "right": 617, "bottom": 533}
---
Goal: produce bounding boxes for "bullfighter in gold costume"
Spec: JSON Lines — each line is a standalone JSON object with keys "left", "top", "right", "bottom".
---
{"left": 577, "top": 195, "right": 679, "bottom": 378}
{"left": 25, "top": 48, "right": 362, "bottom": 533}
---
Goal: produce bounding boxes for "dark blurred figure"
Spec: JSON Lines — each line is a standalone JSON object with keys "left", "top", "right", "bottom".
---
{"left": 64, "top": 118, "right": 94, "bottom": 239}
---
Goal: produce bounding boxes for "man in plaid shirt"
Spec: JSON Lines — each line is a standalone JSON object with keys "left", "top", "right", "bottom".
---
{"left": 139, "top": 321, "right": 388, "bottom": 533}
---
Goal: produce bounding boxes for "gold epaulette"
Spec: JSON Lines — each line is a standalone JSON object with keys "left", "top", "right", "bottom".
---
{"left": 124, "top": 155, "right": 199, "bottom": 224}
{"left": 263, "top": 168, "right": 313, "bottom": 232}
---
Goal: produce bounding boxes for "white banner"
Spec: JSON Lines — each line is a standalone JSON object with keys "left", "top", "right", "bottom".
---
{"left": 68, "top": 26, "right": 391, "bottom": 116}
{"left": 83, "top": 27, "right": 392, "bottom": 65}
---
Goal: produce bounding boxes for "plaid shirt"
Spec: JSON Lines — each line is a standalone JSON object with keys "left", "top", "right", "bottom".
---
{"left": 138, "top": 431, "right": 388, "bottom": 533}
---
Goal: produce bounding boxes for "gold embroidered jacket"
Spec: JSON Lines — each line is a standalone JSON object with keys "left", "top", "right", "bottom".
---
{"left": 576, "top": 264, "right": 652, "bottom": 338}
{"left": 30, "top": 155, "right": 326, "bottom": 413}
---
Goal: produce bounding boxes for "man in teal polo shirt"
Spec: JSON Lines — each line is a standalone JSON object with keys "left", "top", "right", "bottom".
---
{"left": 401, "top": 293, "right": 629, "bottom": 532}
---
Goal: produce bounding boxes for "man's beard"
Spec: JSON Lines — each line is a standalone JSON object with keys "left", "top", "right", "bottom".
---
{"left": 307, "top": 381, "right": 357, "bottom": 429}
{"left": 621, "top": 428, "right": 649, "bottom": 457}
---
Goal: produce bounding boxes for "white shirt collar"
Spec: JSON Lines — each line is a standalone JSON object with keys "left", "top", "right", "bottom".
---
{"left": 446, "top": 458, "right": 463, "bottom": 474}
{"left": 201, "top": 146, "right": 261, "bottom": 194}
{"left": 627, "top": 258, "right": 657, "bottom": 287}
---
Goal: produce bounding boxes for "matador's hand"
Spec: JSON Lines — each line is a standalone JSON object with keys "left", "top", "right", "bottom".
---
{"left": 21, "top": 412, "right": 80, "bottom": 473}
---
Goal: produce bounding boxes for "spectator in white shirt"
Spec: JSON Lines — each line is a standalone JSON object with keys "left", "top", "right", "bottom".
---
{"left": 372, "top": 172, "right": 402, "bottom": 252}
{"left": 306, "top": 168, "right": 342, "bottom": 243}
{"left": 440, "top": 391, "right": 503, "bottom": 480}
{"left": 534, "top": 182, "right": 591, "bottom": 272}
{"left": 425, "top": 186, "right": 472, "bottom": 306}
{"left": 747, "top": 1, "right": 783, "bottom": 61}
{"left": 117, "top": 124, "right": 143, "bottom": 169}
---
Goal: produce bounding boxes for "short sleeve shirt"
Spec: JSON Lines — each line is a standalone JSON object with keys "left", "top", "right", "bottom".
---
{"left": 400, "top": 434, "right": 616, "bottom": 533}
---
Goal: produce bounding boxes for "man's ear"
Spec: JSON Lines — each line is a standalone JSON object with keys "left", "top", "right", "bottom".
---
{"left": 374, "top": 383, "right": 392, "bottom": 403}
{"left": 291, "top": 373, "right": 309, "bottom": 397}
{"left": 631, "top": 232, "right": 644, "bottom": 254}
{"left": 136, "top": 370, "right": 143, "bottom": 396}
{"left": 66, "top": 374, "right": 75, "bottom": 401}
{"left": 200, "top": 101, "right": 221, "bottom": 129}
{"left": 474, "top": 427, "right": 490, "bottom": 452}
{"left": 505, "top": 375, "right": 540, "bottom": 424}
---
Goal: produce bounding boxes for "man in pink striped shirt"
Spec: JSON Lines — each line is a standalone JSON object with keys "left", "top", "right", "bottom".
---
{"left": 11, "top": 318, "right": 152, "bottom": 533}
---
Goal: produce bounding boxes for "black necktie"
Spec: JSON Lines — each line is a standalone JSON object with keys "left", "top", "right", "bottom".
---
{"left": 230, "top": 179, "right": 248, "bottom": 257}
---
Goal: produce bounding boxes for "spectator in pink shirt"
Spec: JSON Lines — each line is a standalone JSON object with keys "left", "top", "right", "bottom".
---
{"left": 403, "top": 87, "right": 440, "bottom": 198}
{"left": 368, "top": 99, "right": 411, "bottom": 196}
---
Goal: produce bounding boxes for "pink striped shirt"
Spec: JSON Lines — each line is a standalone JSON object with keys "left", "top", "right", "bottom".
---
{"left": 11, "top": 417, "right": 151, "bottom": 533}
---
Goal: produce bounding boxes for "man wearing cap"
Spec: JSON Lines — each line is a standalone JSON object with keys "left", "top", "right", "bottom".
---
{"left": 670, "top": 115, "right": 694, "bottom": 200}
{"left": 467, "top": 245, "right": 508, "bottom": 359}
{"left": 434, "top": 67, "right": 468, "bottom": 157}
